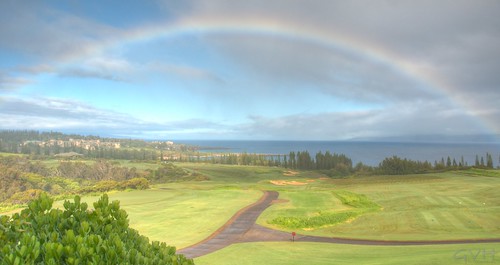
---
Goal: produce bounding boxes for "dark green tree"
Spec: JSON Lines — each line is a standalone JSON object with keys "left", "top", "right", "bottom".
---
{"left": 289, "top": 152, "right": 296, "bottom": 169}
{"left": 486, "top": 152, "right": 493, "bottom": 169}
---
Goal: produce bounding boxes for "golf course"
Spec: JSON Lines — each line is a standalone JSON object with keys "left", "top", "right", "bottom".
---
{"left": 46, "top": 162, "right": 500, "bottom": 264}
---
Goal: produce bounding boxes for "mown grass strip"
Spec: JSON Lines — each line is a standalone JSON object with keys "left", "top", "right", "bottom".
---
{"left": 332, "top": 190, "right": 380, "bottom": 209}
{"left": 269, "top": 211, "right": 359, "bottom": 229}
{"left": 268, "top": 190, "right": 380, "bottom": 229}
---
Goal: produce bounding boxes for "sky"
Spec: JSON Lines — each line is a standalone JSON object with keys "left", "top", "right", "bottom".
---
{"left": 1, "top": 0, "right": 499, "bottom": 141}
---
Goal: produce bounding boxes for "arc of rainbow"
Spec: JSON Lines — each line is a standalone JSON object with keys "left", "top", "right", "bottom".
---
{"left": 57, "top": 16, "right": 500, "bottom": 137}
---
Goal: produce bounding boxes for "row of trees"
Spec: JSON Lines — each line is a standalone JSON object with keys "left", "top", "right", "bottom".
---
{"left": 377, "top": 153, "right": 497, "bottom": 175}
{"left": 378, "top": 156, "right": 434, "bottom": 175}
{"left": 475, "top": 153, "right": 495, "bottom": 168}
{"left": 169, "top": 151, "right": 353, "bottom": 172}
{"left": 178, "top": 151, "right": 497, "bottom": 176}
{"left": 430, "top": 153, "right": 495, "bottom": 170}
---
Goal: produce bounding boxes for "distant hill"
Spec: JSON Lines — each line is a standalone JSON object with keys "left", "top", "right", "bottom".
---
{"left": 350, "top": 134, "right": 500, "bottom": 144}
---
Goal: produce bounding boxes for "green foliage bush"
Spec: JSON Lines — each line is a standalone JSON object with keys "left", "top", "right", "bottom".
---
{"left": 5, "top": 189, "right": 45, "bottom": 205}
{"left": 92, "top": 180, "right": 120, "bottom": 192}
{"left": 122, "top": 177, "right": 150, "bottom": 190}
{"left": 0, "top": 193, "right": 193, "bottom": 265}
{"left": 147, "top": 163, "right": 208, "bottom": 183}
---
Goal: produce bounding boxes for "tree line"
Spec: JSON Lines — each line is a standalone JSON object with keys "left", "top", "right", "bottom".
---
{"left": 175, "top": 150, "right": 498, "bottom": 176}
{"left": 167, "top": 150, "right": 352, "bottom": 173}
{"left": 374, "top": 152, "right": 497, "bottom": 175}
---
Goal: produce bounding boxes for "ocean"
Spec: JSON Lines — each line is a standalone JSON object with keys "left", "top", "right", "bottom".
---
{"left": 174, "top": 140, "right": 500, "bottom": 167}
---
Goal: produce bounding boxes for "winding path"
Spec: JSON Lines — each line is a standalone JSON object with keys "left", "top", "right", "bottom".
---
{"left": 177, "top": 191, "right": 500, "bottom": 259}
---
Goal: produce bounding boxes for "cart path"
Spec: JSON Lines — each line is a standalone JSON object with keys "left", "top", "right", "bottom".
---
{"left": 177, "top": 191, "right": 500, "bottom": 259}
{"left": 177, "top": 190, "right": 279, "bottom": 258}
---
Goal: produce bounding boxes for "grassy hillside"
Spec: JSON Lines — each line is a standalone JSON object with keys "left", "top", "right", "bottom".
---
{"left": 52, "top": 187, "right": 262, "bottom": 248}
{"left": 3, "top": 161, "right": 499, "bottom": 264}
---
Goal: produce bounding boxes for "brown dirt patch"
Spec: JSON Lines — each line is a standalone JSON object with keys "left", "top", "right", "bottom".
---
{"left": 283, "top": 170, "right": 299, "bottom": 176}
{"left": 270, "top": 180, "right": 308, "bottom": 186}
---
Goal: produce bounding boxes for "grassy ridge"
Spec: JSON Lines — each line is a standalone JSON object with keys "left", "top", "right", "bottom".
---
{"left": 454, "top": 168, "right": 500, "bottom": 178}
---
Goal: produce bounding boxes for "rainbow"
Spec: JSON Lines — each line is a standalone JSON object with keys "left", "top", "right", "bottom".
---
{"left": 66, "top": 16, "right": 499, "bottom": 137}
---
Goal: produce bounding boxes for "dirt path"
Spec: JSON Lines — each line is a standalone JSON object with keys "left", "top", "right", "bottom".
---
{"left": 178, "top": 190, "right": 279, "bottom": 258}
{"left": 178, "top": 191, "right": 500, "bottom": 259}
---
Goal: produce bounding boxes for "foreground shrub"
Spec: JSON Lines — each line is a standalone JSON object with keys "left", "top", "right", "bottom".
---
{"left": 0, "top": 193, "right": 193, "bottom": 265}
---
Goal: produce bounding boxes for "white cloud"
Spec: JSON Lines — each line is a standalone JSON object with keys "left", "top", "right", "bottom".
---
{"left": 0, "top": 96, "right": 137, "bottom": 128}
{"left": 0, "top": 72, "right": 33, "bottom": 90}
{"left": 0, "top": 96, "right": 234, "bottom": 138}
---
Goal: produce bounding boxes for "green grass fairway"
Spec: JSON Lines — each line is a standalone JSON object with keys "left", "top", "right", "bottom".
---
{"left": 195, "top": 242, "right": 500, "bottom": 265}
{"left": 258, "top": 172, "right": 500, "bottom": 241}
{"left": 178, "top": 165, "right": 500, "bottom": 241}
{"left": 53, "top": 187, "right": 262, "bottom": 248}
